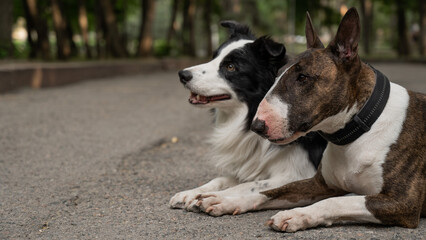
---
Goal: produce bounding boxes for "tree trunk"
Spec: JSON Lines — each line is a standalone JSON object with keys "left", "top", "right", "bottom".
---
{"left": 95, "top": 0, "right": 104, "bottom": 58}
{"left": 51, "top": 0, "right": 72, "bottom": 59}
{"left": 222, "top": 0, "right": 241, "bottom": 19}
{"left": 137, "top": 0, "right": 156, "bottom": 57}
{"left": 182, "top": 0, "right": 196, "bottom": 56}
{"left": 396, "top": 0, "right": 410, "bottom": 56}
{"left": 246, "top": 0, "right": 260, "bottom": 29}
{"left": 23, "top": 1, "right": 37, "bottom": 59}
{"left": 66, "top": 21, "right": 78, "bottom": 57}
{"left": 98, "top": 0, "right": 128, "bottom": 58}
{"left": 203, "top": 0, "right": 212, "bottom": 57}
{"left": 166, "top": 0, "right": 179, "bottom": 47}
{"left": 79, "top": 0, "right": 92, "bottom": 59}
{"left": 24, "top": 0, "right": 51, "bottom": 59}
{"left": 122, "top": 0, "right": 128, "bottom": 50}
{"left": 420, "top": 0, "right": 426, "bottom": 56}
{"left": 0, "top": 1, "right": 14, "bottom": 58}
{"left": 360, "top": 0, "right": 373, "bottom": 55}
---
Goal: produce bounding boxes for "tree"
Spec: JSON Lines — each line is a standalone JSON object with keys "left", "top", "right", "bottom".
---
{"left": 396, "top": 0, "right": 410, "bottom": 56}
{"left": 137, "top": 0, "right": 156, "bottom": 57}
{"left": 51, "top": 0, "right": 72, "bottom": 59}
{"left": 166, "top": 0, "right": 179, "bottom": 48}
{"left": 95, "top": 0, "right": 104, "bottom": 58}
{"left": 78, "top": 0, "right": 92, "bottom": 58}
{"left": 23, "top": 0, "right": 51, "bottom": 59}
{"left": 360, "top": 0, "right": 374, "bottom": 55}
{"left": 203, "top": 0, "right": 213, "bottom": 56}
{"left": 0, "top": 1, "right": 14, "bottom": 58}
{"left": 182, "top": 0, "right": 196, "bottom": 56}
{"left": 98, "top": 0, "right": 128, "bottom": 58}
{"left": 420, "top": 0, "right": 426, "bottom": 56}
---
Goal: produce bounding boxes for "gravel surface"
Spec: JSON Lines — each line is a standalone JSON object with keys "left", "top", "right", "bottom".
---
{"left": 1, "top": 63, "right": 425, "bottom": 239}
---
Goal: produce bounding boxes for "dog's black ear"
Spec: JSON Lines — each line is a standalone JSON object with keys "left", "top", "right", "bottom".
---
{"left": 263, "top": 37, "right": 286, "bottom": 57}
{"left": 328, "top": 7, "right": 360, "bottom": 61}
{"left": 252, "top": 36, "right": 287, "bottom": 69}
{"left": 305, "top": 12, "right": 324, "bottom": 49}
{"left": 220, "top": 20, "right": 255, "bottom": 39}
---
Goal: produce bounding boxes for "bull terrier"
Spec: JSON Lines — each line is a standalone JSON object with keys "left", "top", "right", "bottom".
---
{"left": 250, "top": 8, "right": 425, "bottom": 232}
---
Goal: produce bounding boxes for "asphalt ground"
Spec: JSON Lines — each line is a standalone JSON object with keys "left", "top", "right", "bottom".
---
{"left": 0, "top": 63, "right": 425, "bottom": 239}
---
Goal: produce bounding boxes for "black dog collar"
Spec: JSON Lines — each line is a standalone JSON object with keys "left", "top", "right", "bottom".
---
{"left": 319, "top": 67, "right": 391, "bottom": 145}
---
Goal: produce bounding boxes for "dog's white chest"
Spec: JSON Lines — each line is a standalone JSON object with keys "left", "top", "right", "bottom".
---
{"left": 321, "top": 148, "right": 385, "bottom": 194}
{"left": 321, "top": 83, "right": 410, "bottom": 195}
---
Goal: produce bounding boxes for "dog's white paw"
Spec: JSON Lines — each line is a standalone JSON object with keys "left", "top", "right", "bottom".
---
{"left": 193, "top": 192, "right": 265, "bottom": 217}
{"left": 267, "top": 208, "right": 321, "bottom": 232}
{"left": 194, "top": 193, "right": 239, "bottom": 216}
{"left": 169, "top": 189, "right": 200, "bottom": 210}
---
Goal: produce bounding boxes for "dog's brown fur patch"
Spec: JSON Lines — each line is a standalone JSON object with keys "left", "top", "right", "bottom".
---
{"left": 365, "top": 91, "right": 426, "bottom": 228}
{"left": 261, "top": 165, "right": 346, "bottom": 203}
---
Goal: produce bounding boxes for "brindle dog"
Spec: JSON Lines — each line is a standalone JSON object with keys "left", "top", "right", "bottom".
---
{"left": 250, "top": 8, "right": 425, "bottom": 232}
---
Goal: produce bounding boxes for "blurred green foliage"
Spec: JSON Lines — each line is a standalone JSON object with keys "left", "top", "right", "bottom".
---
{"left": 2, "top": 0, "right": 425, "bottom": 60}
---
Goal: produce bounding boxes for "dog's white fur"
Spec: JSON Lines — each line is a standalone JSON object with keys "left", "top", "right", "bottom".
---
{"left": 170, "top": 40, "right": 317, "bottom": 216}
{"left": 268, "top": 83, "right": 410, "bottom": 231}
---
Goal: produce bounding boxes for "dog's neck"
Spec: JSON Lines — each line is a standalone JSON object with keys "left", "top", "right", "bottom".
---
{"left": 214, "top": 105, "right": 248, "bottom": 128}
{"left": 351, "top": 62, "right": 377, "bottom": 112}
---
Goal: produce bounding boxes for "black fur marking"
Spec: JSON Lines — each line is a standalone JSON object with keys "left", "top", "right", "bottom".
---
{"left": 217, "top": 37, "right": 287, "bottom": 130}
{"left": 295, "top": 132, "right": 327, "bottom": 169}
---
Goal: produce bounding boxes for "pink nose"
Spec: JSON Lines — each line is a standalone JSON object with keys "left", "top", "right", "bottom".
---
{"left": 252, "top": 99, "right": 286, "bottom": 140}
{"left": 252, "top": 99, "right": 274, "bottom": 137}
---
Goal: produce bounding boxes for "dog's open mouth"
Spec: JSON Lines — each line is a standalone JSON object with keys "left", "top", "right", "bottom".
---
{"left": 189, "top": 92, "right": 231, "bottom": 104}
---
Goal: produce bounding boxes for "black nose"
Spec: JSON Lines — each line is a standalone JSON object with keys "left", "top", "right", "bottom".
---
{"left": 251, "top": 118, "right": 267, "bottom": 136}
{"left": 178, "top": 70, "right": 193, "bottom": 84}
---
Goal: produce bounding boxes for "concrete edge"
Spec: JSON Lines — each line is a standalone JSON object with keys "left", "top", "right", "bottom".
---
{"left": 0, "top": 58, "right": 204, "bottom": 93}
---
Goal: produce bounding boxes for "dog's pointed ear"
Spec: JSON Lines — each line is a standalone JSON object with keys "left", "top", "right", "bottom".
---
{"left": 328, "top": 8, "right": 360, "bottom": 61}
{"left": 305, "top": 12, "right": 324, "bottom": 49}
{"left": 252, "top": 36, "right": 287, "bottom": 68}
{"left": 220, "top": 20, "right": 255, "bottom": 39}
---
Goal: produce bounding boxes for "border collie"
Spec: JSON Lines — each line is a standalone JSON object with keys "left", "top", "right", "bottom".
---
{"left": 169, "top": 21, "right": 327, "bottom": 216}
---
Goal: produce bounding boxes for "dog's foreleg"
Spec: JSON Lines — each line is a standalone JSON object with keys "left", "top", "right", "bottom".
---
{"left": 260, "top": 170, "right": 346, "bottom": 211}
{"left": 169, "top": 176, "right": 238, "bottom": 210}
{"left": 268, "top": 195, "right": 380, "bottom": 232}
{"left": 192, "top": 177, "right": 290, "bottom": 216}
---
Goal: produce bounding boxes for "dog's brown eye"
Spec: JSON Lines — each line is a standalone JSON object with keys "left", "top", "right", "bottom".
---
{"left": 226, "top": 64, "right": 236, "bottom": 72}
{"left": 297, "top": 74, "right": 307, "bottom": 82}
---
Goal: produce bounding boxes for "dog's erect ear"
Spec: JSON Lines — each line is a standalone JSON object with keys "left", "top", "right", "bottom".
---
{"left": 328, "top": 7, "right": 360, "bottom": 61}
{"left": 220, "top": 20, "right": 255, "bottom": 39}
{"left": 252, "top": 36, "right": 287, "bottom": 69}
{"left": 305, "top": 12, "right": 324, "bottom": 49}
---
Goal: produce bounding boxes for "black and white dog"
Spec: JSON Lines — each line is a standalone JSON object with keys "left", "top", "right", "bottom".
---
{"left": 169, "top": 21, "right": 327, "bottom": 216}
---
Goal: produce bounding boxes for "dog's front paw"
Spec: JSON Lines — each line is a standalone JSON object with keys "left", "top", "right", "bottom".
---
{"left": 267, "top": 208, "right": 319, "bottom": 232}
{"left": 169, "top": 190, "right": 201, "bottom": 210}
{"left": 191, "top": 193, "right": 237, "bottom": 216}
{"left": 193, "top": 192, "right": 265, "bottom": 217}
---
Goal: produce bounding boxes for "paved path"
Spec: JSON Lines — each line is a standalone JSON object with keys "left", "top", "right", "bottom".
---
{"left": 1, "top": 63, "right": 425, "bottom": 239}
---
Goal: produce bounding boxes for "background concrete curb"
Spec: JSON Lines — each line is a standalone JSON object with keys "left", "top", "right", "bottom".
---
{"left": 0, "top": 58, "right": 202, "bottom": 93}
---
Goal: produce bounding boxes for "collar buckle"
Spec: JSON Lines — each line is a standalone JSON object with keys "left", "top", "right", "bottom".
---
{"left": 353, "top": 115, "right": 371, "bottom": 132}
